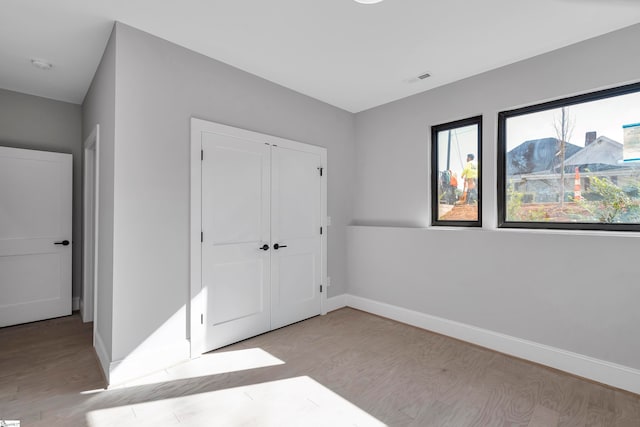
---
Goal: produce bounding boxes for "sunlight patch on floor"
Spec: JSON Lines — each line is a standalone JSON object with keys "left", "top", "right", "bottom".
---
{"left": 87, "top": 376, "right": 386, "bottom": 427}
{"left": 106, "top": 347, "right": 285, "bottom": 389}
{"left": 80, "top": 388, "right": 106, "bottom": 395}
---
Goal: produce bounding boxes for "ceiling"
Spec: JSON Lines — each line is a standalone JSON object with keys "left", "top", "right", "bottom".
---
{"left": 2, "top": 1, "right": 640, "bottom": 113}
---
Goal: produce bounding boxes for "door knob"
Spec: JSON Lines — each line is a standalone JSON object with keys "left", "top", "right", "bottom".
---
{"left": 259, "top": 244, "right": 269, "bottom": 251}
{"left": 54, "top": 240, "right": 70, "bottom": 246}
{"left": 273, "top": 243, "right": 287, "bottom": 250}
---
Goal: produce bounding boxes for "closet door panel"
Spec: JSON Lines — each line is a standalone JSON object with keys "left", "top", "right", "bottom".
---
{"left": 271, "top": 146, "right": 322, "bottom": 329}
{"left": 201, "top": 132, "right": 271, "bottom": 351}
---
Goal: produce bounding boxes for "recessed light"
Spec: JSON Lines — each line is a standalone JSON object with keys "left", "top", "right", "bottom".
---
{"left": 354, "top": 0, "right": 384, "bottom": 4}
{"left": 31, "top": 58, "right": 53, "bottom": 70}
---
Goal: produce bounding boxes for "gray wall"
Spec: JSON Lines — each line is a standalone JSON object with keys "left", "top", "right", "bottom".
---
{"left": 110, "top": 23, "right": 355, "bottom": 361}
{"left": 351, "top": 24, "right": 640, "bottom": 369}
{"left": 82, "top": 28, "right": 117, "bottom": 359}
{"left": 0, "top": 88, "right": 82, "bottom": 300}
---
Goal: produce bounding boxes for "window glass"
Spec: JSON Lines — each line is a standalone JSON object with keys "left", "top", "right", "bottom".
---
{"left": 431, "top": 116, "right": 482, "bottom": 226}
{"left": 499, "top": 84, "right": 640, "bottom": 231}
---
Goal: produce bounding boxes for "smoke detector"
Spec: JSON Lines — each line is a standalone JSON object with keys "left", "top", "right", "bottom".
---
{"left": 354, "top": 0, "right": 384, "bottom": 4}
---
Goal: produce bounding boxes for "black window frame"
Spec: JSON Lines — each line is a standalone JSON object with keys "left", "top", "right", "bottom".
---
{"left": 497, "top": 81, "right": 640, "bottom": 232}
{"left": 431, "top": 115, "right": 482, "bottom": 227}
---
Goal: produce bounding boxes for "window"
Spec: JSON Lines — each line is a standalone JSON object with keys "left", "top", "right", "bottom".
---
{"left": 431, "top": 116, "right": 482, "bottom": 227}
{"left": 498, "top": 82, "right": 640, "bottom": 231}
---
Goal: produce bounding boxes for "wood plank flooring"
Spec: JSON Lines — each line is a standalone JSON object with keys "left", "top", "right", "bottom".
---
{"left": 1, "top": 308, "right": 639, "bottom": 426}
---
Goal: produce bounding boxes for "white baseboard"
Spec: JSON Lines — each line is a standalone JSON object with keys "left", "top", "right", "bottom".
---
{"left": 326, "top": 294, "right": 348, "bottom": 312}
{"left": 94, "top": 331, "right": 110, "bottom": 383}
{"left": 72, "top": 297, "right": 80, "bottom": 311}
{"left": 108, "top": 340, "right": 190, "bottom": 387}
{"left": 345, "top": 294, "right": 640, "bottom": 395}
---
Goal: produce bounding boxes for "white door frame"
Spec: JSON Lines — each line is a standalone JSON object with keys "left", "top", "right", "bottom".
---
{"left": 189, "top": 118, "right": 327, "bottom": 358}
{"left": 82, "top": 125, "right": 100, "bottom": 342}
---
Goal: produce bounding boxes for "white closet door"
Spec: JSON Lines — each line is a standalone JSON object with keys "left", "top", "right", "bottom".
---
{"left": 270, "top": 145, "right": 322, "bottom": 330}
{"left": 201, "top": 133, "right": 271, "bottom": 351}
{"left": 0, "top": 147, "right": 72, "bottom": 327}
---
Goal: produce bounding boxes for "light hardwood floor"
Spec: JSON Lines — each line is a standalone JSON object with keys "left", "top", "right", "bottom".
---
{"left": 1, "top": 308, "right": 639, "bottom": 426}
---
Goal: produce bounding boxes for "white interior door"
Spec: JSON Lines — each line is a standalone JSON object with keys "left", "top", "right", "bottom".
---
{"left": 0, "top": 146, "right": 72, "bottom": 327}
{"left": 201, "top": 132, "right": 271, "bottom": 350}
{"left": 271, "top": 145, "right": 322, "bottom": 329}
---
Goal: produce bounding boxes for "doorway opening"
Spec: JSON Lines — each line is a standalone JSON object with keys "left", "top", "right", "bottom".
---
{"left": 82, "top": 124, "right": 100, "bottom": 346}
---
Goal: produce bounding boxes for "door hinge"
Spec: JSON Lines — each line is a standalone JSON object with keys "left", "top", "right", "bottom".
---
{"left": 318, "top": 167, "right": 323, "bottom": 176}
{"left": 201, "top": 231, "right": 203, "bottom": 242}
{"left": 201, "top": 314, "right": 203, "bottom": 324}
{"left": 201, "top": 150, "right": 203, "bottom": 161}
{"left": 320, "top": 284, "right": 323, "bottom": 293}
{"left": 320, "top": 226, "right": 323, "bottom": 235}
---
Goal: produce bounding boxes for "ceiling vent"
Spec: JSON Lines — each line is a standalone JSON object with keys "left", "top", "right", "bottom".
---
{"left": 405, "top": 72, "right": 431, "bottom": 84}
